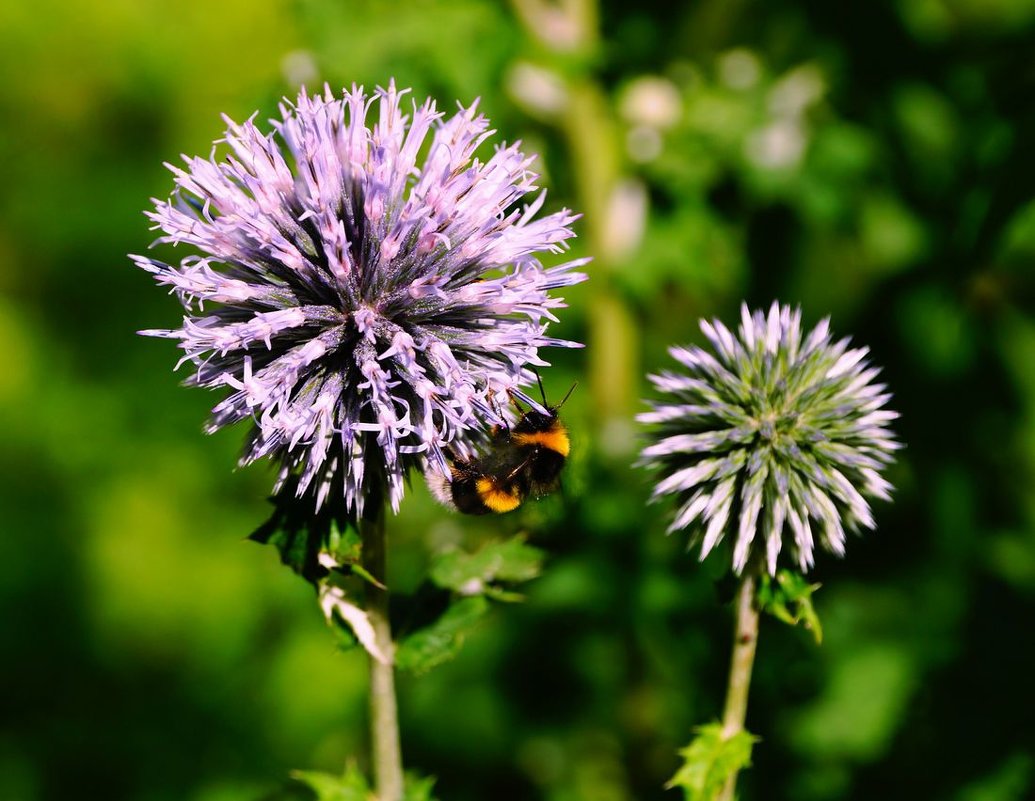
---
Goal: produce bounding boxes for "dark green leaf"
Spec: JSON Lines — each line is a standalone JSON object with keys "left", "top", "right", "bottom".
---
{"left": 249, "top": 479, "right": 351, "bottom": 583}
{"left": 395, "top": 596, "right": 490, "bottom": 674}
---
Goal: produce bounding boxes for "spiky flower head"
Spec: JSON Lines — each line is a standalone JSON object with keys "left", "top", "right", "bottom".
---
{"left": 135, "top": 81, "right": 586, "bottom": 519}
{"left": 638, "top": 302, "right": 900, "bottom": 575}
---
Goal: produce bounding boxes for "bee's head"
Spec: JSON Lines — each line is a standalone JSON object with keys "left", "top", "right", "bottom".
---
{"left": 522, "top": 408, "right": 557, "bottom": 431}
{"left": 507, "top": 376, "right": 576, "bottom": 431}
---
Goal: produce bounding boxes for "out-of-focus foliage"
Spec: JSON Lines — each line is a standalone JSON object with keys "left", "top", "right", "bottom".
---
{"left": 1, "top": 0, "right": 1034, "bottom": 800}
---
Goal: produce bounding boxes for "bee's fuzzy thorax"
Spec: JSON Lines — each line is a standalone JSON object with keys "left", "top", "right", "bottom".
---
{"left": 511, "top": 423, "right": 570, "bottom": 457}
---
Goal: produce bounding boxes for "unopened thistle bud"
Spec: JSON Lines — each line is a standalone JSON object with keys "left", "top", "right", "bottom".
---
{"left": 639, "top": 302, "right": 900, "bottom": 574}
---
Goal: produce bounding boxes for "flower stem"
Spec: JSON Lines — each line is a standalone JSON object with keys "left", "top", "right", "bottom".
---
{"left": 360, "top": 504, "right": 404, "bottom": 801}
{"left": 718, "top": 568, "right": 761, "bottom": 801}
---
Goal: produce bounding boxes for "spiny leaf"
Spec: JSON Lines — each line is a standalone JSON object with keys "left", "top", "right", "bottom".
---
{"left": 667, "top": 722, "right": 758, "bottom": 801}
{"left": 291, "top": 764, "right": 369, "bottom": 801}
{"left": 758, "top": 569, "right": 823, "bottom": 644}
{"left": 291, "top": 765, "right": 440, "bottom": 801}
{"left": 403, "top": 772, "right": 440, "bottom": 801}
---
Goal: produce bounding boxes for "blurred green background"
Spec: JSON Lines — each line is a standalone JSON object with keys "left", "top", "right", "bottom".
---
{"left": 2, "top": 0, "right": 1035, "bottom": 799}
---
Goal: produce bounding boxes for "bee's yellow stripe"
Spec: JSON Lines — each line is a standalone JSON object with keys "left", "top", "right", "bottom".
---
{"left": 475, "top": 477, "right": 523, "bottom": 513}
{"left": 512, "top": 428, "right": 570, "bottom": 457}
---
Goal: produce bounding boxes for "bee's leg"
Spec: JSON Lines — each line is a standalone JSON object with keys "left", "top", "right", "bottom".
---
{"left": 504, "top": 388, "right": 526, "bottom": 416}
{"left": 442, "top": 445, "right": 471, "bottom": 469}
{"left": 505, "top": 451, "right": 536, "bottom": 483}
{"left": 490, "top": 390, "right": 512, "bottom": 436}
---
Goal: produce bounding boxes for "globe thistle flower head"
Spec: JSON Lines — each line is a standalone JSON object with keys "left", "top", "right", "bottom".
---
{"left": 638, "top": 302, "right": 900, "bottom": 575}
{"left": 135, "top": 81, "right": 587, "bottom": 519}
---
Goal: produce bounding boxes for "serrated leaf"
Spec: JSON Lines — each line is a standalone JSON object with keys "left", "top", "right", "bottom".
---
{"left": 403, "top": 772, "right": 439, "bottom": 801}
{"left": 429, "top": 536, "right": 543, "bottom": 596}
{"left": 395, "top": 596, "right": 490, "bottom": 674}
{"left": 667, "top": 722, "right": 758, "bottom": 801}
{"left": 291, "top": 766, "right": 439, "bottom": 801}
{"left": 291, "top": 765, "right": 370, "bottom": 801}
{"left": 758, "top": 569, "right": 823, "bottom": 644}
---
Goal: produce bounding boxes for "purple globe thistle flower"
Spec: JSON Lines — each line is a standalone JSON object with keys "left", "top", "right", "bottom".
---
{"left": 638, "top": 302, "right": 900, "bottom": 575}
{"left": 135, "top": 82, "right": 587, "bottom": 520}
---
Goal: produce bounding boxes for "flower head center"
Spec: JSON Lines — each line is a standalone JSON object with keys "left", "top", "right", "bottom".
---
{"left": 755, "top": 407, "right": 800, "bottom": 445}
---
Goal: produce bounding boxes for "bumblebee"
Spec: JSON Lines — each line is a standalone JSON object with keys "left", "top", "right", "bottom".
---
{"left": 427, "top": 377, "right": 575, "bottom": 515}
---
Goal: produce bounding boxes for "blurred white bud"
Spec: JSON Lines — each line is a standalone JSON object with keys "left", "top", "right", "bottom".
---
{"left": 524, "top": 4, "right": 583, "bottom": 51}
{"left": 745, "top": 119, "right": 806, "bottom": 169}
{"left": 281, "top": 50, "right": 319, "bottom": 87}
{"left": 506, "top": 62, "right": 569, "bottom": 118}
{"left": 769, "top": 64, "right": 826, "bottom": 118}
{"left": 619, "top": 76, "right": 683, "bottom": 129}
{"left": 602, "top": 179, "right": 648, "bottom": 259}
{"left": 626, "top": 125, "right": 663, "bottom": 162}
{"left": 718, "top": 49, "right": 761, "bottom": 90}
{"left": 600, "top": 415, "right": 639, "bottom": 459}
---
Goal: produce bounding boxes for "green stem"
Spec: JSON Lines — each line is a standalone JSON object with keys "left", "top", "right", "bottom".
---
{"left": 718, "top": 568, "right": 760, "bottom": 801}
{"left": 360, "top": 504, "right": 403, "bottom": 801}
{"left": 560, "top": 80, "right": 639, "bottom": 430}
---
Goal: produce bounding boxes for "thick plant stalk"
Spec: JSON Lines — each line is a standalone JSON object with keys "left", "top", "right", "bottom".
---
{"left": 561, "top": 78, "right": 639, "bottom": 432}
{"left": 510, "top": 0, "right": 641, "bottom": 435}
{"left": 361, "top": 505, "right": 403, "bottom": 801}
{"left": 718, "top": 569, "right": 760, "bottom": 801}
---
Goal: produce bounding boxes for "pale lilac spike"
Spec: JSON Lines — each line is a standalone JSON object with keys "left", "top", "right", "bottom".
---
{"left": 765, "top": 302, "right": 782, "bottom": 354}
{"left": 827, "top": 467, "right": 875, "bottom": 529}
{"left": 801, "top": 316, "right": 831, "bottom": 355}
{"left": 654, "top": 459, "right": 723, "bottom": 497}
{"left": 734, "top": 465, "right": 767, "bottom": 574}
{"left": 861, "top": 468, "right": 894, "bottom": 500}
{"left": 669, "top": 491, "right": 710, "bottom": 534}
{"left": 786, "top": 306, "right": 802, "bottom": 360}
{"left": 739, "top": 303, "right": 756, "bottom": 350}
{"left": 827, "top": 346, "right": 869, "bottom": 379}
{"left": 766, "top": 496, "right": 788, "bottom": 576}
{"left": 700, "top": 480, "right": 736, "bottom": 559}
